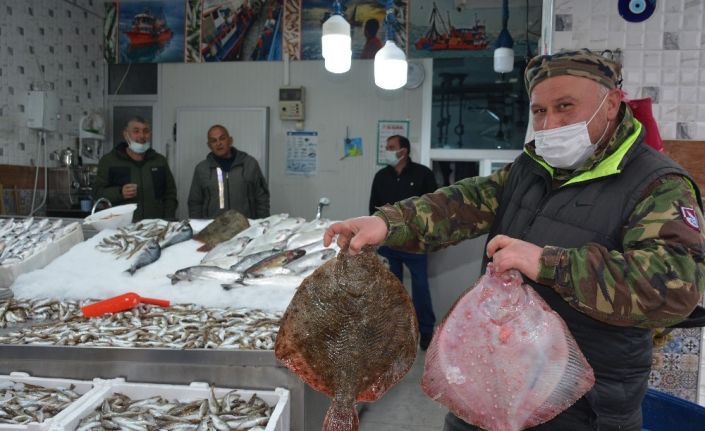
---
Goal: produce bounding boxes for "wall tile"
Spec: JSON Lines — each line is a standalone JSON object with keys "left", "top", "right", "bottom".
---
{"left": 681, "top": 69, "right": 699, "bottom": 86}
{"left": 643, "top": 69, "right": 661, "bottom": 85}
{"left": 678, "top": 105, "right": 697, "bottom": 122}
{"left": 663, "top": 32, "right": 679, "bottom": 49}
{"left": 679, "top": 31, "right": 702, "bottom": 49}
{"left": 680, "top": 88, "right": 698, "bottom": 104}
{"left": 625, "top": 30, "right": 644, "bottom": 48}
{"left": 661, "top": 87, "right": 678, "bottom": 103}
{"left": 683, "top": 13, "right": 701, "bottom": 30}
{"left": 643, "top": 51, "right": 662, "bottom": 68}
{"left": 664, "top": 0, "right": 684, "bottom": 13}
{"left": 661, "top": 105, "right": 678, "bottom": 121}
{"left": 680, "top": 51, "right": 700, "bottom": 68}
{"left": 664, "top": 13, "right": 684, "bottom": 31}
{"left": 645, "top": 31, "right": 664, "bottom": 49}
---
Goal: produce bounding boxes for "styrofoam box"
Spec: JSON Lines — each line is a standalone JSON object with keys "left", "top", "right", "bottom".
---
{"left": 0, "top": 372, "right": 99, "bottom": 431}
{"left": 55, "top": 379, "right": 290, "bottom": 431}
{"left": 0, "top": 223, "right": 84, "bottom": 289}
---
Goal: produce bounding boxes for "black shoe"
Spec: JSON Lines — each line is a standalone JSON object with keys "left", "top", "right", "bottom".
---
{"left": 420, "top": 332, "right": 433, "bottom": 351}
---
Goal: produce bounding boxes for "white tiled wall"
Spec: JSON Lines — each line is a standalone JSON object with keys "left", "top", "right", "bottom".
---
{"left": 0, "top": 0, "right": 105, "bottom": 166}
{"left": 551, "top": 0, "right": 705, "bottom": 140}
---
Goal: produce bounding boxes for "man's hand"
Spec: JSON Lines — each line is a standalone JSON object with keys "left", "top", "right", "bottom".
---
{"left": 486, "top": 234, "right": 543, "bottom": 282}
{"left": 122, "top": 183, "right": 138, "bottom": 199}
{"left": 323, "top": 216, "right": 388, "bottom": 255}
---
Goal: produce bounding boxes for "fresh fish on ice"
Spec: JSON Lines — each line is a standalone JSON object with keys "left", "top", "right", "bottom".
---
{"left": 243, "top": 249, "right": 306, "bottom": 278}
{"left": 193, "top": 210, "right": 250, "bottom": 252}
{"left": 125, "top": 239, "right": 161, "bottom": 275}
{"left": 229, "top": 249, "right": 282, "bottom": 273}
{"left": 168, "top": 265, "right": 243, "bottom": 285}
{"left": 201, "top": 235, "right": 252, "bottom": 265}
{"left": 159, "top": 220, "right": 193, "bottom": 249}
{"left": 275, "top": 246, "right": 418, "bottom": 431}
{"left": 421, "top": 264, "right": 595, "bottom": 431}
{"left": 239, "top": 229, "right": 294, "bottom": 257}
{"left": 283, "top": 248, "right": 336, "bottom": 275}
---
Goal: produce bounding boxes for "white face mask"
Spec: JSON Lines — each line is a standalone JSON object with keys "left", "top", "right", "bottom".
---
{"left": 534, "top": 93, "right": 610, "bottom": 170}
{"left": 384, "top": 149, "right": 401, "bottom": 166}
{"left": 127, "top": 138, "right": 150, "bottom": 154}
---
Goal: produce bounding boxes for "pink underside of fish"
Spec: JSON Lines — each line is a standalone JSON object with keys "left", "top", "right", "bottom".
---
{"left": 422, "top": 268, "right": 595, "bottom": 431}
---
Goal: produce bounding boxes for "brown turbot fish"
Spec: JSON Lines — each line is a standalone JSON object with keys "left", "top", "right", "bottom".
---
{"left": 193, "top": 210, "right": 249, "bottom": 252}
{"left": 275, "top": 246, "right": 418, "bottom": 431}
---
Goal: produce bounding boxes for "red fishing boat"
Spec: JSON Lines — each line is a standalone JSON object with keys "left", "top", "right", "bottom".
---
{"left": 125, "top": 10, "right": 173, "bottom": 46}
{"left": 415, "top": 2, "right": 489, "bottom": 51}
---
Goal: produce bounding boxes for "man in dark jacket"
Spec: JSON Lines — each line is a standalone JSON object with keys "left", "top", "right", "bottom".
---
{"left": 370, "top": 134, "right": 438, "bottom": 351}
{"left": 324, "top": 49, "right": 705, "bottom": 431}
{"left": 187, "top": 124, "right": 270, "bottom": 219}
{"left": 93, "top": 116, "right": 177, "bottom": 221}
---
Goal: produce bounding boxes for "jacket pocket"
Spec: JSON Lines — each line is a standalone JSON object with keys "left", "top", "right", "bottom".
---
{"left": 151, "top": 166, "right": 166, "bottom": 199}
{"left": 108, "top": 167, "right": 131, "bottom": 187}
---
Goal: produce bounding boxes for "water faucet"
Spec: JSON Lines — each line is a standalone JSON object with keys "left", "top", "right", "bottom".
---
{"left": 91, "top": 197, "right": 112, "bottom": 215}
{"left": 316, "top": 197, "right": 330, "bottom": 219}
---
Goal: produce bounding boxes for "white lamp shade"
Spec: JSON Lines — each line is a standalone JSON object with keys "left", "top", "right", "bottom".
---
{"left": 321, "top": 15, "right": 351, "bottom": 59}
{"left": 324, "top": 50, "right": 352, "bottom": 74}
{"left": 374, "top": 40, "right": 408, "bottom": 90}
{"left": 494, "top": 47, "right": 514, "bottom": 73}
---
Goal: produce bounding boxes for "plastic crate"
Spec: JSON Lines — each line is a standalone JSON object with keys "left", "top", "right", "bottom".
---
{"left": 55, "top": 379, "right": 290, "bottom": 431}
{"left": 0, "top": 372, "right": 98, "bottom": 431}
{"left": 642, "top": 388, "right": 705, "bottom": 431}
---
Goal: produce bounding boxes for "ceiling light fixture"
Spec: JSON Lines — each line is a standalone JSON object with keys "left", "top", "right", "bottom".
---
{"left": 321, "top": 0, "right": 351, "bottom": 74}
{"left": 374, "top": 0, "right": 407, "bottom": 90}
{"left": 494, "top": 0, "right": 514, "bottom": 74}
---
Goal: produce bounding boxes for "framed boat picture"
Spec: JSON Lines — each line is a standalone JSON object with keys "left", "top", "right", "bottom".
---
{"left": 117, "top": 1, "right": 186, "bottom": 63}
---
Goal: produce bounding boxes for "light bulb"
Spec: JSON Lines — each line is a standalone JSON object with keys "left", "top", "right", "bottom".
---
{"left": 374, "top": 40, "right": 408, "bottom": 90}
{"left": 321, "top": 14, "right": 351, "bottom": 74}
{"left": 493, "top": 47, "right": 514, "bottom": 73}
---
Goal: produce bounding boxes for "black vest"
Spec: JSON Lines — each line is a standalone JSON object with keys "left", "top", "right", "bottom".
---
{"left": 485, "top": 132, "right": 697, "bottom": 428}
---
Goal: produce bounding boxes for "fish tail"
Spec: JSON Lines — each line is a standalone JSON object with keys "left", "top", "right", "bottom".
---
{"left": 197, "top": 243, "right": 212, "bottom": 252}
{"left": 125, "top": 267, "right": 136, "bottom": 276}
{"left": 322, "top": 401, "right": 359, "bottom": 431}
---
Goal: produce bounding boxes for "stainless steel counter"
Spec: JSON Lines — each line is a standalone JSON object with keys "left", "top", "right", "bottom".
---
{"left": 0, "top": 344, "right": 327, "bottom": 430}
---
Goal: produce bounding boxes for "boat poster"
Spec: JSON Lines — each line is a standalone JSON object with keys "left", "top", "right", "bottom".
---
{"left": 408, "top": 0, "right": 542, "bottom": 59}
{"left": 200, "top": 0, "right": 284, "bottom": 62}
{"left": 287, "top": 0, "right": 408, "bottom": 61}
{"left": 117, "top": 1, "right": 186, "bottom": 63}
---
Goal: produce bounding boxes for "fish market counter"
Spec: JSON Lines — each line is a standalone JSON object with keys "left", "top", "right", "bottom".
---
{"left": 0, "top": 344, "right": 328, "bottom": 430}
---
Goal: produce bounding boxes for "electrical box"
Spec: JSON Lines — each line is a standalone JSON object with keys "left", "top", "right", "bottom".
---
{"left": 279, "top": 87, "right": 305, "bottom": 121}
{"left": 27, "top": 91, "right": 59, "bottom": 131}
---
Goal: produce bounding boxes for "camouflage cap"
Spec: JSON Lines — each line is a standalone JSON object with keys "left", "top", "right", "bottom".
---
{"left": 524, "top": 49, "right": 622, "bottom": 94}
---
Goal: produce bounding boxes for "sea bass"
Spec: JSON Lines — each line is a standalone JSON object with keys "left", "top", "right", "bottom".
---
{"left": 193, "top": 210, "right": 249, "bottom": 252}
{"left": 275, "top": 246, "right": 418, "bottom": 431}
{"left": 421, "top": 264, "right": 595, "bottom": 431}
{"left": 125, "top": 239, "right": 161, "bottom": 275}
{"left": 168, "top": 265, "right": 243, "bottom": 285}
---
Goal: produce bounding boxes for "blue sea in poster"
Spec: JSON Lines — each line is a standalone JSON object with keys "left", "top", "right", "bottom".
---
{"left": 118, "top": 1, "right": 185, "bottom": 63}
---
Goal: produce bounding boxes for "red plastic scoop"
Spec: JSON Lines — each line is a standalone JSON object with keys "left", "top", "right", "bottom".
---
{"left": 81, "top": 292, "right": 170, "bottom": 317}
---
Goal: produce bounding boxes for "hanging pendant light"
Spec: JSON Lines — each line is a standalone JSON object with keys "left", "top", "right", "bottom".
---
{"left": 374, "top": 1, "right": 407, "bottom": 90}
{"left": 494, "top": 0, "right": 514, "bottom": 73}
{"left": 321, "top": 1, "right": 351, "bottom": 74}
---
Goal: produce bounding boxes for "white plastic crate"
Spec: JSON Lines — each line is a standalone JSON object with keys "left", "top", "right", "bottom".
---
{"left": 0, "top": 372, "right": 98, "bottom": 431}
{"left": 55, "top": 379, "right": 290, "bottom": 431}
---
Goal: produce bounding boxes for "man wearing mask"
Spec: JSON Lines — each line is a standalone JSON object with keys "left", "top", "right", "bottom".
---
{"left": 326, "top": 49, "right": 705, "bottom": 430}
{"left": 369, "top": 134, "right": 438, "bottom": 351}
{"left": 187, "top": 124, "right": 270, "bottom": 219}
{"left": 94, "top": 116, "right": 178, "bottom": 221}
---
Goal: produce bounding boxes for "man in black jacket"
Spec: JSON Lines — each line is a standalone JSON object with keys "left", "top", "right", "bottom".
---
{"left": 370, "top": 134, "right": 438, "bottom": 350}
{"left": 188, "top": 124, "right": 270, "bottom": 219}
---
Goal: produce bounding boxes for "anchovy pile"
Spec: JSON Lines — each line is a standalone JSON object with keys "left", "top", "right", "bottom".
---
{"left": 96, "top": 220, "right": 192, "bottom": 259}
{"left": 0, "top": 381, "right": 82, "bottom": 425}
{"left": 0, "top": 298, "right": 80, "bottom": 328}
{"left": 0, "top": 300, "right": 280, "bottom": 350}
{"left": 76, "top": 389, "right": 271, "bottom": 431}
{"left": 0, "top": 218, "right": 80, "bottom": 266}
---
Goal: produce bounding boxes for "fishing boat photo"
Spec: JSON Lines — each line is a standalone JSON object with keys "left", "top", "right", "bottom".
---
{"left": 415, "top": 2, "right": 489, "bottom": 51}
{"left": 201, "top": 1, "right": 256, "bottom": 62}
{"left": 124, "top": 9, "right": 173, "bottom": 46}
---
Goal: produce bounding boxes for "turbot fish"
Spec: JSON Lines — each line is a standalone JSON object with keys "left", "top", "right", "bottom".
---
{"left": 193, "top": 210, "right": 250, "bottom": 252}
{"left": 421, "top": 264, "right": 595, "bottom": 431}
{"left": 125, "top": 239, "right": 161, "bottom": 275}
{"left": 275, "top": 246, "right": 418, "bottom": 431}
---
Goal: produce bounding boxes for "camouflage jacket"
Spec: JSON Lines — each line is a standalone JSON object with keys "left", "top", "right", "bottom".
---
{"left": 376, "top": 105, "right": 705, "bottom": 328}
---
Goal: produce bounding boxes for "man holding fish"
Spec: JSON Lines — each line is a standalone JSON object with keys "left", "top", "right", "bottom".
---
{"left": 325, "top": 49, "right": 705, "bottom": 430}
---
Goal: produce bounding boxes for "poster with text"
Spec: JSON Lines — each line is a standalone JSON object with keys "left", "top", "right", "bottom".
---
{"left": 287, "top": 131, "right": 319, "bottom": 176}
{"left": 377, "top": 120, "right": 409, "bottom": 165}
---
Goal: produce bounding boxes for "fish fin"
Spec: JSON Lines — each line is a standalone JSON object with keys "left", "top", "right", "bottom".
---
{"left": 322, "top": 401, "right": 359, "bottom": 431}
{"left": 125, "top": 268, "right": 136, "bottom": 276}
{"left": 197, "top": 243, "right": 213, "bottom": 252}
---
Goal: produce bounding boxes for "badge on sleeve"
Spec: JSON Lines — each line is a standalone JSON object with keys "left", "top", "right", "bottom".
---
{"left": 679, "top": 206, "right": 700, "bottom": 231}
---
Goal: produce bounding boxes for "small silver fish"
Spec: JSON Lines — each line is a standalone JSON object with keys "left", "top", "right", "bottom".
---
{"left": 168, "top": 266, "right": 243, "bottom": 285}
{"left": 160, "top": 221, "right": 193, "bottom": 249}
